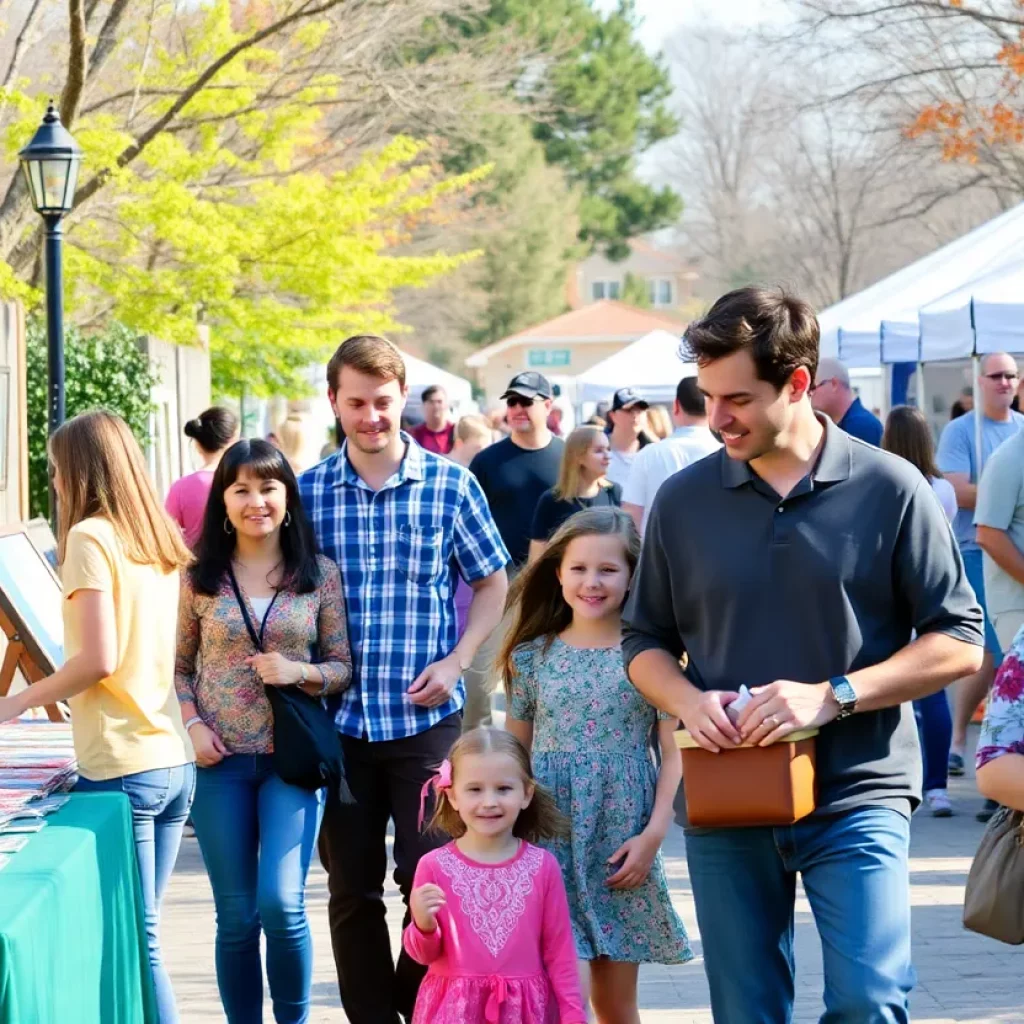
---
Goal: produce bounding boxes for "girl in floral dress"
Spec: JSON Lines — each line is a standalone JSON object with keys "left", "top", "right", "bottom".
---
{"left": 976, "top": 627, "right": 1024, "bottom": 810}
{"left": 404, "top": 728, "right": 586, "bottom": 1024}
{"left": 501, "top": 507, "right": 692, "bottom": 1022}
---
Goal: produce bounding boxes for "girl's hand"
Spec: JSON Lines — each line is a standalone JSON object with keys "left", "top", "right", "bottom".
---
{"left": 606, "top": 831, "right": 661, "bottom": 890}
{"left": 410, "top": 883, "right": 446, "bottom": 933}
{"left": 0, "top": 693, "right": 26, "bottom": 724}
{"left": 246, "top": 653, "right": 302, "bottom": 687}
{"left": 188, "top": 721, "right": 230, "bottom": 767}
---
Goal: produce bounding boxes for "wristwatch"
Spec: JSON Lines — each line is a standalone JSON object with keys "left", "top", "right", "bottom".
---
{"left": 829, "top": 676, "right": 858, "bottom": 720}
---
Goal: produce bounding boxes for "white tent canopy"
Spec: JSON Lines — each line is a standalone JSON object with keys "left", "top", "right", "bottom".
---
{"left": 575, "top": 329, "right": 694, "bottom": 404}
{"left": 817, "top": 202, "right": 1024, "bottom": 367}
{"left": 401, "top": 352, "right": 474, "bottom": 410}
{"left": 919, "top": 260, "right": 1024, "bottom": 362}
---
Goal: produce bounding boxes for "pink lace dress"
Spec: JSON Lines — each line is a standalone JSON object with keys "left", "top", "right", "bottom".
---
{"left": 403, "top": 841, "right": 587, "bottom": 1024}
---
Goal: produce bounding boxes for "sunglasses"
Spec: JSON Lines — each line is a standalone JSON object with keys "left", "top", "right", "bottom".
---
{"left": 984, "top": 372, "right": 1019, "bottom": 383}
{"left": 506, "top": 395, "right": 536, "bottom": 408}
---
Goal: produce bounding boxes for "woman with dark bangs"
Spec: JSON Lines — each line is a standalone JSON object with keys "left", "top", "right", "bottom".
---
{"left": 175, "top": 439, "right": 352, "bottom": 1023}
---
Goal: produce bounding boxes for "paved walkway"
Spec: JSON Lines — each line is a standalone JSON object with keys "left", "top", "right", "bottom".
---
{"left": 163, "top": 729, "right": 1024, "bottom": 1022}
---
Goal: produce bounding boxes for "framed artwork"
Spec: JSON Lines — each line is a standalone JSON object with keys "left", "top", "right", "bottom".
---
{"left": 24, "top": 518, "right": 58, "bottom": 571}
{"left": 0, "top": 525, "right": 63, "bottom": 673}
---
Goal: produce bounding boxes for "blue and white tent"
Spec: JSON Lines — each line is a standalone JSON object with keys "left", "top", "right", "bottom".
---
{"left": 818, "top": 202, "right": 1024, "bottom": 366}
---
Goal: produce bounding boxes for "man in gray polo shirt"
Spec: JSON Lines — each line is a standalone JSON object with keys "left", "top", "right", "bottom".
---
{"left": 623, "top": 287, "right": 983, "bottom": 1024}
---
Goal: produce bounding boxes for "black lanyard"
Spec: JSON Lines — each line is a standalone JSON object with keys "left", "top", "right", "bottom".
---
{"left": 226, "top": 566, "right": 280, "bottom": 653}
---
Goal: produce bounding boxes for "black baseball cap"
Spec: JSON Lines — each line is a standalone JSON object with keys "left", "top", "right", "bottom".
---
{"left": 501, "top": 371, "right": 553, "bottom": 401}
{"left": 612, "top": 387, "right": 648, "bottom": 411}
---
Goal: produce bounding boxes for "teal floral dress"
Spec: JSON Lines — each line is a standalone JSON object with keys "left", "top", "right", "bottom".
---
{"left": 508, "top": 636, "right": 692, "bottom": 964}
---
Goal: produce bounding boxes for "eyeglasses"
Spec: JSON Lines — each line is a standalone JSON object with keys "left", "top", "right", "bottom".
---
{"left": 984, "top": 372, "right": 1019, "bottom": 383}
{"left": 506, "top": 395, "right": 535, "bottom": 408}
{"left": 809, "top": 377, "right": 836, "bottom": 393}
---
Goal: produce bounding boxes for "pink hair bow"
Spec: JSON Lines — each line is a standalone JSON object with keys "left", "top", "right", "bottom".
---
{"left": 417, "top": 758, "right": 453, "bottom": 830}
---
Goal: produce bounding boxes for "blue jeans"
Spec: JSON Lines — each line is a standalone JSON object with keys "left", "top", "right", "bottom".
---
{"left": 75, "top": 762, "right": 196, "bottom": 1024}
{"left": 190, "top": 754, "right": 323, "bottom": 1024}
{"left": 684, "top": 806, "right": 914, "bottom": 1023}
{"left": 914, "top": 689, "right": 952, "bottom": 792}
{"left": 962, "top": 548, "right": 1002, "bottom": 659}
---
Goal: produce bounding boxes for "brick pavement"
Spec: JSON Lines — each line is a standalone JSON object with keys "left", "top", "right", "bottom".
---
{"left": 163, "top": 728, "right": 1024, "bottom": 1022}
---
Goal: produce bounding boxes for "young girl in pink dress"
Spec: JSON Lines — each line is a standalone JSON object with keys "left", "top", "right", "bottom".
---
{"left": 404, "top": 728, "right": 586, "bottom": 1024}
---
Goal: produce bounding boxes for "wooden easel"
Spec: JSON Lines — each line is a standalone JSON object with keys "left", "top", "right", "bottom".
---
{"left": 0, "top": 604, "right": 64, "bottom": 722}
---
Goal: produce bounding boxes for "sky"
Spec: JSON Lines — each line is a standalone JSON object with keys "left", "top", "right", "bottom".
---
{"left": 594, "top": 0, "right": 776, "bottom": 53}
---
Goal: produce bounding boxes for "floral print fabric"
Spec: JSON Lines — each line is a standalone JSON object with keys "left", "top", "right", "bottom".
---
{"left": 175, "top": 555, "right": 352, "bottom": 754}
{"left": 508, "top": 637, "right": 692, "bottom": 964}
{"left": 977, "top": 627, "right": 1024, "bottom": 770}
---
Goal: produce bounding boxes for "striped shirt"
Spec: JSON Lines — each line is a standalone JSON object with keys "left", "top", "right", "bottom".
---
{"left": 299, "top": 435, "right": 508, "bottom": 741}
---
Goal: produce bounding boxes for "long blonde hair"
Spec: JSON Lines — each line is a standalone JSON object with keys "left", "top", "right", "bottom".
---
{"left": 498, "top": 507, "right": 640, "bottom": 688}
{"left": 50, "top": 410, "right": 192, "bottom": 573}
{"left": 552, "top": 426, "right": 613, "bottom": 500}
{"left": 427, "top": 728, "right": 567, "bottom": 842}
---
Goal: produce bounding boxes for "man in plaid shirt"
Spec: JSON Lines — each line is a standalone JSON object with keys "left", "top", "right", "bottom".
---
{"left": 300, "top": 335, "right": 508, "bottom": 1024}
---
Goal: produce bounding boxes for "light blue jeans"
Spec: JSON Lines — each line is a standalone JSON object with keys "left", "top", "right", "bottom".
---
{"left": 684, "top": 806, "right": 914, "bottom": 1023}
{"left": 190, "top": 754, "right": 323, "bottom": 1024}
{"left": 75, "top": 762, "right": 196, "bottom": 1024}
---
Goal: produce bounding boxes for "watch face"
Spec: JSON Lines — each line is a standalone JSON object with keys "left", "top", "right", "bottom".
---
{"left": 833, "top": 678, "right": 856, "bottom": 708}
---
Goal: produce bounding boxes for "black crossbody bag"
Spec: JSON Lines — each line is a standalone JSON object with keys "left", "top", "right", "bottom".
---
{"left": 226, "top": 567, "right": 353, "bottom": 803}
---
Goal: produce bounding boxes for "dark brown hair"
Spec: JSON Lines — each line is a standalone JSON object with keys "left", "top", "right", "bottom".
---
{"left": 882, "top": 405, "right": 940, "bottom": 479}
{"left": 682, "top": 286, "right": 820, "bottom": 390}
{"left": 427, "top": 728, "right": 567, "bottom": 842}
{"left": 326, "top": 334, "right": 406, "bottom": 393}
{"left": 183, "top": 406, "right": 238, "bottom": 454}
{"left": 498, "top": 507, "right": 640, "bottom": 689}
{"left": 50, "top": 410, "right": 193, "bottom": 572}
{"left": 676, "top": 376, "right": 707, "bottom": 417}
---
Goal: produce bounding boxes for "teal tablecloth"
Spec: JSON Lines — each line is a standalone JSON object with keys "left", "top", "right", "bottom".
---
{"left": 0, "top": 792, "right": 156, "bottom": 1023}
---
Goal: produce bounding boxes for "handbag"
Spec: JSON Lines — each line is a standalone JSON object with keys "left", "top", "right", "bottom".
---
{"left": 227, "top": 567, "right": 353, "bottom": 803}
{"left": 963, "top": 805, "right": 1024, "bottom": 944}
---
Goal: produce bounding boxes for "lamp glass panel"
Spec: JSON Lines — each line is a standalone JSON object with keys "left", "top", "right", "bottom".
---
{"left": 63, "top": 159, "right": 80, "bottom": 208}
{"left": 41, "top": 159, "right": 71, "bottom": 211}
{"left": 27, "top": 161, "right": 45, "bottom": 212}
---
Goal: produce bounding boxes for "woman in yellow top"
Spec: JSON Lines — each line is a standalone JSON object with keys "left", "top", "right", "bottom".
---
{"left": 0, "top": 410, "right": 195, "bottom": 1024}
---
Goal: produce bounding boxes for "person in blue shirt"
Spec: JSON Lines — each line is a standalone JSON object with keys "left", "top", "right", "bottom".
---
{"left": 811, "top": 357, "right": 883, "bottom": 446}
{"left": 937, "top": 352, "right": 1024, "bottom": 819}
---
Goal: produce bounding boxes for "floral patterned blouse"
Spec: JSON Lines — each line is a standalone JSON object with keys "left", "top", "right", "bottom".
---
{"left": 976, "top": 627, "right": 1024, "bottom": 770}
{"left": 175, "top": 554, "right": 352, "bottom": 754}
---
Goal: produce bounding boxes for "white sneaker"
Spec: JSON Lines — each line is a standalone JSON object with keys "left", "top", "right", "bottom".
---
{"left": 925, "top": 789, "right": 953, "bottom": 817}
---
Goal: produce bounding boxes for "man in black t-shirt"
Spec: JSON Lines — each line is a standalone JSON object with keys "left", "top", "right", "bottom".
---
{"left": 469, "top": 371, "right": 565, "bottom": 567}
{"left": 464, "top": 371, "right": 564, "bottom": 727}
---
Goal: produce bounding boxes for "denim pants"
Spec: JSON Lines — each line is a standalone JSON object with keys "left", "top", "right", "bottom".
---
{"left": 190, "top": 754, "right": 323, "bottom": 1024}
{"left": 914, "top": 689, "right": 952, "bottom": 792}
{"left": 75, "top": 762, "right": 196, "bottom": 1024}
{"left": 684, "top": 806, "right": 914, "bottom": 1024}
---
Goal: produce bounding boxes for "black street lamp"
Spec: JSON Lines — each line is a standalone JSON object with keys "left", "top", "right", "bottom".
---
{"left": 18, "top": 101, "right": 82, "bottom": 442}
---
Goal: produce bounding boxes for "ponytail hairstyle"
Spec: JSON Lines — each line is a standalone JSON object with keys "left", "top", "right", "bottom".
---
{"left": 427, "top": 728, "right": 567, "bottom": 842}
{"left": 497, "top": 507, "right": 640, "bottom": 696}
{"left": 183, "top": 406, "right": 239, "bottom": 455}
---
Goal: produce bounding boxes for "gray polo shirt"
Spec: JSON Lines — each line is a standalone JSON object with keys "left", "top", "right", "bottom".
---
{"left": 622, "top": 417, "right": 984, "bottom": 817}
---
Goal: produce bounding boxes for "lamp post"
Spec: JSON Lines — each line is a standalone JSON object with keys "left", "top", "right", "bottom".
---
{"left": 18, "top": 101, "right": 82, "bottom": 440}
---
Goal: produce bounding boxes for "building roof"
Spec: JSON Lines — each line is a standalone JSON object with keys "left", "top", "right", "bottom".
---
{"left": 465, "top": 301, "right": 685, "bottom": 367}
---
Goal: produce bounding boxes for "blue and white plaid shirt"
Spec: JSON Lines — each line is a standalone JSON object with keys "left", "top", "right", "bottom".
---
{"left": 299, "top": 435, "right": 509, "bottom": 742}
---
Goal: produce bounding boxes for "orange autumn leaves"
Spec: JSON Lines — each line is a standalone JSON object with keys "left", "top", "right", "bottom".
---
{"left": 907, "top": 4, "right": 1024, "bottom": 159}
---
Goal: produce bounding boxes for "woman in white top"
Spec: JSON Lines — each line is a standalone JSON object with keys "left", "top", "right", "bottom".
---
{"left": 882, "top": 405, "right": 957, "bottom": 817}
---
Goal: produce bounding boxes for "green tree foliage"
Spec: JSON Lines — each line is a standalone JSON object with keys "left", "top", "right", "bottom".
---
{"left": 464, "top": 118, "right": 581, "bottom": 345}
{"left": 436, "top": 0, "right": 681, "bottom": 258}
{"left": 25, "top": 319, "right": 158, "bottom": 517}
{"left": 0, "top": 0, "right": 495, "bottom": 396}
{"left": 621, "top": 271, "right": 651, "bottom": 309}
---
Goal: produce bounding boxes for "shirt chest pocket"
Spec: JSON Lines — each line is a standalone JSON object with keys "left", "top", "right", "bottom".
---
{"left": 397, "top": 524, "right": 445, "bottom": 585}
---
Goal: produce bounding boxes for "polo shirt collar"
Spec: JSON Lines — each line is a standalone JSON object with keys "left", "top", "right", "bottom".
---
{"left": 720, "top": 413, "right": 852, "bottom": 490}
{"left": 330, "top": 431, "right": 425, "bottom": 489}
